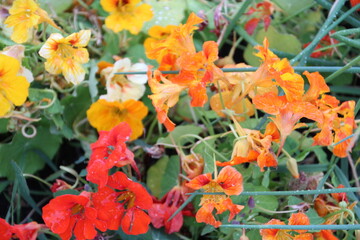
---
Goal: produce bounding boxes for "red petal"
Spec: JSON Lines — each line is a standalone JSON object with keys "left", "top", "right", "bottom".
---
{"left": 121, "top": 209, "right": 151, "bottom": 235}
{"left": 245, "top": 18, "right": 260, "bottom": 35}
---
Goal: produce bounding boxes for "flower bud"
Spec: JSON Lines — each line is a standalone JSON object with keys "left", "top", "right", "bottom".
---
{"left": 182, "top": 154, "right": 204, "bottom": 179}
{"left": 286, "top": 157, "right": 299, "bottom": 178}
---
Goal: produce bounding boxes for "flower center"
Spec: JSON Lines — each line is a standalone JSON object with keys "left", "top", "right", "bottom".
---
{"left": 117, "top": 191, "right": 136, "bottom": 209}
{"left": 71, "top": 204, "right": 84, "bottom": 215}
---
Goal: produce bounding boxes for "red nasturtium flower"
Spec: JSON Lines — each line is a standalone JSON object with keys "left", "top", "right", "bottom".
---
{"left": 149, "top": 186, "right": 193, "bottom": 234}
{"left": 0, "top": 218, "right": 44, "bottom": 240}
{"left": 303, "top": 31, "right": 338, "bottom": 58}
{"left": 186, "top": 166, "right": 244, "bottom": 228}
{"left": 245, "top": 1, "right": 274, "bottom": 35}
{"left": 87, "top": 122, "right": 140, "bottom": 188}
{"left": 42, "top": 191, "right": 107, "bottom": 240}
{"left": 93, "top": 172, "right": 153, "bottom": 235}
{"left": 260, "top": 212, "right": 312, "bottom": 240}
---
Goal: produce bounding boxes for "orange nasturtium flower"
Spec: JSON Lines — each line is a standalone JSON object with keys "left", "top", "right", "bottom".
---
{"left": 313, "top": 230, "right": 339, "bottom": 240}
{"left": 42, "top": 192, "right": 107, "bottom": 240}
{"left": 86, "top": 99, "right": 148, "bottom": 140}
{"left": 4, "top": 0, "right": 60, "bottom": 43}
{"left": 144, "top": 25, "right": 177, "bottom": 62}
{"left": 314, "top": 185, "right": 356, "bottom": 225}
{"left": 147, "top": 13, "right": 223, "bottom": 131}
{"left": 217, "top": 123, "right": 278, "bottom": 171}
{"left": 253, "top": 92, "right": 323, "bottom": 153}
{"left": 186, "top": 166, "right": 244, "bottom": 228}
{"left": 93, "top": 172, "right": 153, "bottom": 235}
{"left": 260, "top": 212, "right": 312, "bottom": 240}
{"left": 100, "top": 0, "right": 153, "bottom": 34}
{"left": 313, "top": 97, "right": 356, "bottom": 158}
{"left": 38, "top": 30, "right": 91, "bottom": 85}
{"left": 0, "top": 54, "right": 29, "bottom": 117}
{"left": 148, "top": 70, "right": 187, "bottom": 131}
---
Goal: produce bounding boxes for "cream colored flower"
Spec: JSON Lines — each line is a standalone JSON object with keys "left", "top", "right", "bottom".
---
{"left": 100, "top": 58, "right": 148, "bottom": 102}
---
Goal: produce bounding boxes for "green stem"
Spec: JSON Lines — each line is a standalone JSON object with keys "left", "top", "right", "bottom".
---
{"left": 291, "top": 0, "right": 347, "bottom": 65}
{"left": 219, "top": 0, "right": 254, "bottom": 49}
{"left": 314, "top": 0, "right": 360, "bottom": 27}
{"left": 23, "top": 174, "right": 52, "bottom": 188}
{"left": 326, "top": 55, "right": 360, "bottom": 82}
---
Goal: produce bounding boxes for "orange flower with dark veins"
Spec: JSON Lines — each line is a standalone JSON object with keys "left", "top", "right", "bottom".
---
{"left": 216, "top": 122, "right": 278, "bottom": 171}
{"left": 253, "top": 91, "right": 323, "bottom": 154}
{"left": 313, "top": 96, "right": 356, "bottom": 158}
{"left": 260, "top": 212, "right": 312, "bottom": 240}
{"left": 42, "top": 192, "right": 107, "bottom": 240}
{"left": 87, "top": 122, "right": 139, "bottom": 188}
{"left": 186, "top": 166, "right": 244, "bottom": 228}
{"left": 148, "top": 70, "right": 187, "bottom": 131}
{"left": 93, "top": 172, "right": 153, "bottom": 235}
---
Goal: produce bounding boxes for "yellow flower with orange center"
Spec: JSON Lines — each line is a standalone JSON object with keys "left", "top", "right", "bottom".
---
{"left": 0, "top": 54, "right": 29, "bottom": 117}
{"left": 38, "top": 30, "right": 91, "bottom": 85}
{"left": 86, "top": 99, "right": 148, "bottom": 140}
{"left": 4, "top": 0, "right": 60, "bottom": 43}
{"left": 100, "top": 0, "right": 153, "bottom": 34}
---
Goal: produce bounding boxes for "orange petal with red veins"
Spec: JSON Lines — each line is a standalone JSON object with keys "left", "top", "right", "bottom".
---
{"left": 293, "top": 233, "right": 314, "bottom": 240}
{"left": 257, "top": 150, "right": 277, "bottom": 171}
{"left": 196, "top": 203, "right": 221, "bottom": 228}
{"left": 188, "top": 82, "right": 208, "bottom": 107}
{"left": 314, "top": 230, "right": 339, "bottom": 240}
{"left": 260, "top": 219, "right": 285, "bottom": 239}
{"left": 203, "top": 41, "right": 219, "bottom": 63}
{"left": 216, "top": 150, "right": 259, "bottom": 167}
{"left": 331, "top": 184, "right": 348, "bottom": 203}
{"left": 216, "top": 166, "right": 243, "bottom": 195}
{"left": 186, "top": 173, "right": 212, "bottom": 190}
{"left": 288, "top": 212, "right": 310, "bottom": 233}
{"left": 252, "top": 92, "right": 287, "bottom": 115}
{"left": 303, "top": 71, "right": 330, "bottom": 102}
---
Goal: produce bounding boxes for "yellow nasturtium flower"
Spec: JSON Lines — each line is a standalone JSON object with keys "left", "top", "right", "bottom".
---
{"left": 38, "top": 30, "right": 91, "bottom": 85}
{"left": 4, "top": 0, "right": 60, "bottom": 43}
{"left": 0, "top": 54, "right": 29, "bottom": 117}
{"left": 100, "top": 0, "right": 153, "bottom": 34}
{"left": 87, "top": 99, "right": 148, "bottom": 141}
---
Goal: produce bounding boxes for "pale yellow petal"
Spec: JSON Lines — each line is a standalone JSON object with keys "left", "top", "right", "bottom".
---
{"left": 39, "top": 33, "right": 64, "bottom": 59}
{"left": 73, "top": 48, "right": 89, "bottom": 64}
{"left": 62, "top": 59, "right": 86, "bottom": 85}
{"left": 44, "top": 55, "right": 63, "bottom": 75}
{"left": 65, "top": 30, "right": 91, "bottom": 47}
